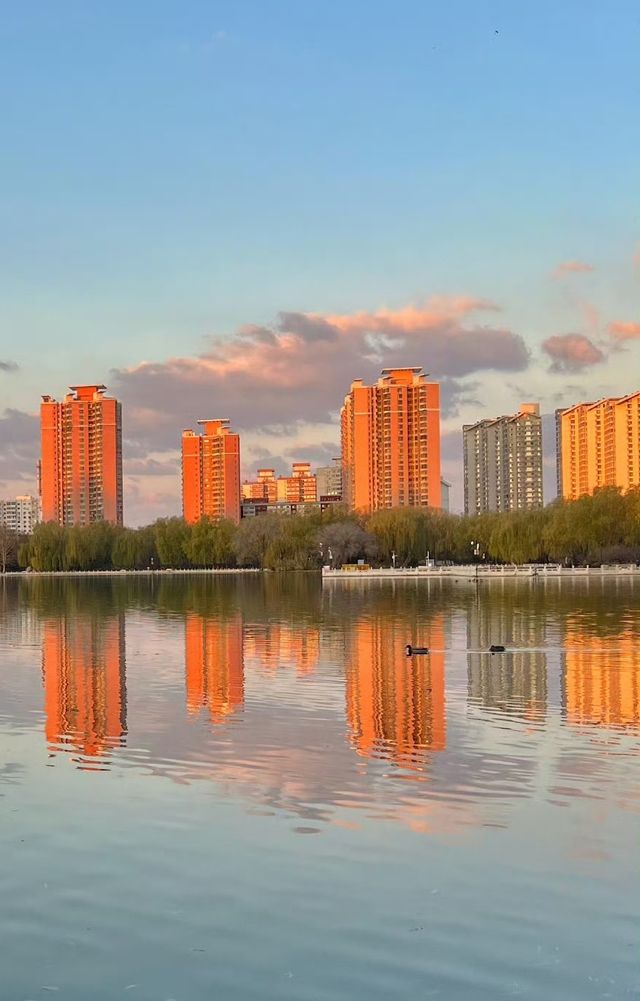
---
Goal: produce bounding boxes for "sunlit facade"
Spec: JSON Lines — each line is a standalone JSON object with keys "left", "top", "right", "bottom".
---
{"left": 340, "top": 367, "right": 441, "bottom": 513}
{"left": 558, "top": 391, "right": 640, "bottom": 500}
{"left": 181, "top": 419, "right": 241, "bottom": 524}
{"left": 276, "top": 462, "right": 317, "bottom": 503}
{"left": 242, "top": 468, "right": 278, "bottom": 503}
{"left": 40, "top": 385, "right": 123, "bottom": 526}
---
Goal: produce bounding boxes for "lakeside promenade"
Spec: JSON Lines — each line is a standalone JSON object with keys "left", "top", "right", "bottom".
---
{"left": 321, "top": 563, "right": 640, "bottom": 580}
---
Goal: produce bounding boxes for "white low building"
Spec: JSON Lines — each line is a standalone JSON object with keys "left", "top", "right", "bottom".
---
{"left": 0, "top": 495, "right": 41, "bottom": 534}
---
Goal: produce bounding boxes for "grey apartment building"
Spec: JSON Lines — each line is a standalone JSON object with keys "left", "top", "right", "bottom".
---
{"left": 463, "top": 403, "right": 543, "bottom": 515}
{"left": 316, "top": 458, "right": 342, "bottom": 499}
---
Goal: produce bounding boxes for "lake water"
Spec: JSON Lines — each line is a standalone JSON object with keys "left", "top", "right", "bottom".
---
{"left": 0, "top": 574, "right": 638, "bottom": 1000}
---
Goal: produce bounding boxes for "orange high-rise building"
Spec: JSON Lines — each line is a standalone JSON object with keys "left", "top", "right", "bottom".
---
{"left": 559, "top": 391, "right": 640, "bottom": 500}
{"left": 181, "top": 419, "right": 241, "bottom": 524}
{"left": 40, "top": 385, "right": 123, "bottom": 525}
{"left": 42, "top": 614, "right": 126, "bottom": 759}
{"left": 185, "top": 612, "right": 244, "bottom": 723}
{"left": 345, "top": 613, "right": 446, "bottom": 769}
{"left": 340, "top": 367, "right": 441, "bottom": 512}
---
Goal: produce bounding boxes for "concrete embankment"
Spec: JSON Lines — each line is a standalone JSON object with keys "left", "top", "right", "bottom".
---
{"left": 321, "top": 563, "right": 640, "bottom": 581}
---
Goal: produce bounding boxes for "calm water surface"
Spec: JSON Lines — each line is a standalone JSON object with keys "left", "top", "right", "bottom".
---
{"left": 0, "top": 575, "right": 638, "bottom": 1000}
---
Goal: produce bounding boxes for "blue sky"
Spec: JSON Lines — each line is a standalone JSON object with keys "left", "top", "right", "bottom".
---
{"left": 0, "top": 1, "right": 638, "bottom": 521}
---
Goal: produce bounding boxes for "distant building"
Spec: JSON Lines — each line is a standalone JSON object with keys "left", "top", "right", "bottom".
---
{"left": 557, "top": 391, "right": 640, "bottom": 500}
{"left": 181, "top": 419, "right": 241, "bottom": 524}
{"left": 0, "top": 495, "right": 40, "bottom": 534}
{"left": 276, "top": 462, "right": 317, "bottom": 503}
{"left": 341, "top": 367, "right": 441, "bottom": 513}
{"left": 440, "top": 478, "right": 451, "bottom": 513}
{"left": 240, "top": 496, "right": 341, "bottom": 519}
{"left": 242, "top": 463, "right": 318, "bottom": 505}
{"left": 242, "top": 468, "right": 277, "bottom": 503}
{"left": 40, "top": 385, "right": 123, "bottom": 526}
{"left": 463, "top": 403, "right": 543, "bottom": 515}
{"left": 316, "top": 458, "right": 342, "bottom": 500}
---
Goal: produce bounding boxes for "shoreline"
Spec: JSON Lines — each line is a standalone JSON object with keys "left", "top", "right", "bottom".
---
{"left": 1, "top": 568, "right": 263, "bottom": 578}
{"left": 2, "top": 563, "right": 640, "bottom": 580}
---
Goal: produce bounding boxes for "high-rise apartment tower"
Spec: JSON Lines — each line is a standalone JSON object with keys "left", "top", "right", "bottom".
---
{"left": 340, "top": 368, "right": 441, "bottom": 513}
{"left": 557, "top": 392, "right": 640, "bottom": 500}
{"left": 463, "top": 403, "right": 543, "bottom": 515}
{"left": 181, "top": 419, "right": 241, "bottom": 524}
{"left": 40, "top": 385, "right": 123, "bottom": 526}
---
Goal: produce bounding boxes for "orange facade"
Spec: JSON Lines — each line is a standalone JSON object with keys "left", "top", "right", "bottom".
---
{"left": 345, "top": 614, "right": 446, "bottom": 768}
{"left": 242, "top": 468, "right": 278, "bottom": 503}
{"left": 242, "top": 463, "right": 318, "bottom": 506}
{"left": 181, "top": 419, "right": 241, "bottom": 524}
{"left": 185, "top": 612, "right": 244, "bottom": 723}
{"left": 42, "top": 614, "right": 126, "bottom": 758}
{"left": 40, "top": 385, "right": 123, "bottom": 525}
{"left": 559, "top": 391, "right": 640, "bottom": 500}
{"left": 276, "top": 462, "right": 317, "bottom": 503}
{"left": 341, "top": 367, "right": 441, "bottom": 513}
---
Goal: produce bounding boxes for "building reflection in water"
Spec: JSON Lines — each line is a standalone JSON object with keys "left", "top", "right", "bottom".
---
{"left": 562, "top": 622, "right": 640, "bottom": 729}
{"left": 244, "top": 624, "right": 320, "bottom": 677}
{"left": 185, "top": 612, "right": 244, "bottom": 723}
{"left": 345, "top": 614, "right": 446, "bottom": 771}
{"left": 467, "top": 594, "right": 547, "bottom": 719}
{"left": 42, "top": 614, "right": 127, "bottom": 759}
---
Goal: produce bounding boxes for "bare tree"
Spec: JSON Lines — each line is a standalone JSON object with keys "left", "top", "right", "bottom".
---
{"left": 0, "top": 526, "right": 17, "bottom": 573}
{"left": 318, "top": 521, "right": 377, "bottom": 568}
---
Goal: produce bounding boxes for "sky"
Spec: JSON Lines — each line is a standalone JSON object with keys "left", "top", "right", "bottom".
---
{"left": 0, "top": 0, "right": 638, "bottom": 524}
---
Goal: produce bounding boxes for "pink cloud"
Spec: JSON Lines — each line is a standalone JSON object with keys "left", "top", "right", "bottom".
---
{"left": 113, "top": 296, "right": 529, "bottom": 457}
{"left": 608, "top": 321, "right": 640, "bottom": 343}
{"left": 552, "top": 260, "right": 595, "bottom": 279}
{"left": 542, "top": 333, "right": 605, "bottom": 372}
{"left": 105, "top": 295, "right": 533, "bottom": 522}
{"left": 324, "top": 296, "right": 499, "bottom": 333}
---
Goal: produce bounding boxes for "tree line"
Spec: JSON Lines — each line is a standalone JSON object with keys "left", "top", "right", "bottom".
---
{"left": 5, "top": 486, "right": 640, "bottom": 573}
